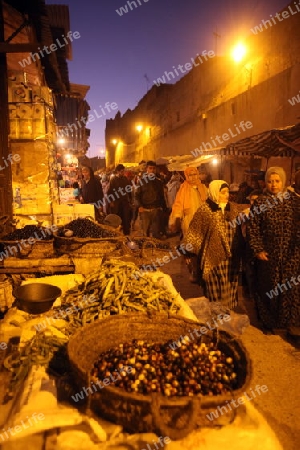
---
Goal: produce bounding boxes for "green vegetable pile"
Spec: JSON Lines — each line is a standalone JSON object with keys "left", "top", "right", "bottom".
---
{"left": 60, "top": 259, "right": 181, "bottom": 334}
{"left": 3, "top": 333, "right": 67, "bottom": 401}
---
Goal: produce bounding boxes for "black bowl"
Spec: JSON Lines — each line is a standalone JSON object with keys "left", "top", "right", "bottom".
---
{"left": 13, "top": 283, "right": 62, "bottom": 314}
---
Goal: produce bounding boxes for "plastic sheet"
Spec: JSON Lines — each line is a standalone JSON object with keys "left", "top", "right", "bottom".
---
{"left": 185, "top": 297, "right": 250, "bottom": 335}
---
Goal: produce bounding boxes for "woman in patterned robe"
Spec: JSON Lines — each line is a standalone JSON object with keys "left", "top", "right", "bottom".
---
{"left": 288, "top": 170, "right": 300, "bottom": 334}
{"left": 248, "top": 167, "right": 299, "bottom": 331}
{"left": 185, "top": 180, "right": 243, "bottom": 309}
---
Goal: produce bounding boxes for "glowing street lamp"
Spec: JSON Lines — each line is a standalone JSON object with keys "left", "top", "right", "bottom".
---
{"left": 231, "top": 42, "right": 247, "bottom": 63}
{"left": 136, "top": 124, "right": 143, "bottom": 132}
{"left": 111, "top": 139, "right": 118, "bottom": 145}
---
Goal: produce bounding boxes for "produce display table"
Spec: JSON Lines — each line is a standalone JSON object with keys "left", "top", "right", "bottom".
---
{"left": 0, "top": 271, "right": 283, "bottom": 450}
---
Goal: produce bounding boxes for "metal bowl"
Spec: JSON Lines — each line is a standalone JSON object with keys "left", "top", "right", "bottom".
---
{"left": 13, "top": 283, "right": 62, "bottom": 315}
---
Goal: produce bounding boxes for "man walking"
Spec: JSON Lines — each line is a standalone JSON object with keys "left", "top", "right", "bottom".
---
{"left": 107, "top": 164, "right": 131, "bottom": 235}
{"left": 135, "top": 160, "right": 167, "bottom": 240}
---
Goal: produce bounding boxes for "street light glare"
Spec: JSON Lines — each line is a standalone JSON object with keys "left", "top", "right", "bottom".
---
{"left": 232, "top": 42, "right": 247, "bottom": 63}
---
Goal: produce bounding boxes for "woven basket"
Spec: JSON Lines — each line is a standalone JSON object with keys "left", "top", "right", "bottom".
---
{"left": 54, "top": 220, "right": 125, "bottom": 256}
{"left": 0, "top": 238, "right": 54, "bottom": 259}
{"left": 68, "top": 313, "right": 252, "bottom": 440}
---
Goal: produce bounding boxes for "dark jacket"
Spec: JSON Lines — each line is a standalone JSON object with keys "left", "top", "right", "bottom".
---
{"left": 135, "top": 175, "right": 166, "bottom": 209}
{"left": 107, "top": 175, "right": 132, "bottom": 203}
{"left": 81, "top": 177, "right": 103, "bottom": 204}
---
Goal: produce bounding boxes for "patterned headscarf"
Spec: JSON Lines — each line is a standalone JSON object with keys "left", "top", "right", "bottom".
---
{"left": 265, "top": 167, "right": 286, "bottom": 188}
{"left": 208, "top": 180, "right": 229, "bottom": 204}
{"left": 184, "top": 167, "right": 203, "bottom": 189}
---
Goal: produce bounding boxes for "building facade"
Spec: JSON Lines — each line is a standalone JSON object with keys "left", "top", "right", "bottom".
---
{"left": 1, "top": 0, "right": 90, "bottom": 226}
{"left": 105, "top": 0, "right": 300, "bottom": 182}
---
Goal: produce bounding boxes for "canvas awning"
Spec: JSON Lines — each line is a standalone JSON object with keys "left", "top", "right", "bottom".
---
{"left": 207, "top": 123, "right": 300, "bottom": 158}
{"left": 167, "top": 154, "right": 216, "bottom": 171}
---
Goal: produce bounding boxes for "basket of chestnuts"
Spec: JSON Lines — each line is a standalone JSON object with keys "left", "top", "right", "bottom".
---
{"left": 68, "top": 313, "right": 252, "bottom": 440}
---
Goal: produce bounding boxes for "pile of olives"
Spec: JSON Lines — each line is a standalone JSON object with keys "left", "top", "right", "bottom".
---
{"left": 2, "top": 225, "right": 53, "bottom": 241}
{"left": 57, "top": 218, "right": 117, "bottom": 238}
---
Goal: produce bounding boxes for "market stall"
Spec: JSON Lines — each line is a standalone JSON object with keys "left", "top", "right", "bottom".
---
{"left": 0, "top": 253, "right": 283, "bottom": 449}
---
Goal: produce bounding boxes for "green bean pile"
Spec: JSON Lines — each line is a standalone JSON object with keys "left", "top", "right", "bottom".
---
{"left": 60, "top": 259, "right": 182, "bottom": 333}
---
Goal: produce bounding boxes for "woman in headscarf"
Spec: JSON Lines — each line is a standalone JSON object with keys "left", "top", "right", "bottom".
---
{"left": 247, "top": 167, "right": 298, "bottom": 332}
{"left": 169, "top": 167, "right": 208, "bottom": 282}
{"left": 185, "top": 180, "right": 243, "bottom": 309}
{"left": 168, "top": 167, "right": 208, "bottom": 237}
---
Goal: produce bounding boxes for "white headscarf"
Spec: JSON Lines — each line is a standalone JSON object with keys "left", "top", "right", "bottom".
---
{"left": 208, "top": 180, "right": 229, "bottom": 204}
{"left": 265, "top": 167, "right": 286, "bottom": 189}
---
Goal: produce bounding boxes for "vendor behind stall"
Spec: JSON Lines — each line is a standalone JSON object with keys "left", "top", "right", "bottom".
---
{"left": 80, "top": 166, "right": 104, "bottom": 221}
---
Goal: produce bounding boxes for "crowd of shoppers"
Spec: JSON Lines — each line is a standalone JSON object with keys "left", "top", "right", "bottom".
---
{"left": 64, "top": 161, "right": 300, "bottom": 336}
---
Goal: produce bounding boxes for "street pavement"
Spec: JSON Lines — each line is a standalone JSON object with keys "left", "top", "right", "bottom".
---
{"left": 130, "top": 227, "right": 300, "bottom": 450}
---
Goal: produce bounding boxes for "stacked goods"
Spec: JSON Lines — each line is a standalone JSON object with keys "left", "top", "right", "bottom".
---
{"left": 59, "top": 259, "right": 182, "bottom": 334}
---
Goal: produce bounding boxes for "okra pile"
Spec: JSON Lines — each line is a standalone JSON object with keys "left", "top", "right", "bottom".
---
{"left": 91, "top": 337, "right": 238, "bottom": 397}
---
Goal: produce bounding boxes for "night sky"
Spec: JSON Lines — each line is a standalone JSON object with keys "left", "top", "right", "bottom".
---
{"left": 46, "top": 0, "right": 290, "bottom": 157}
